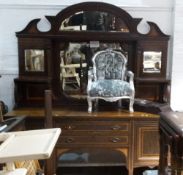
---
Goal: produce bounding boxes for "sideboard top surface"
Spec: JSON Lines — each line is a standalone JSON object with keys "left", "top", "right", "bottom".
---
{"left": 5, "top": 107, "right": 159, "bottom": 120}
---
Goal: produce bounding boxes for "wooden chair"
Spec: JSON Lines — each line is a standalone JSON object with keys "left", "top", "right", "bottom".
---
{"left": 60, "top": 56, "right": 86, "bottom": 90}
{"left": 60, "top": 56, "right": 80, "bottom": 90}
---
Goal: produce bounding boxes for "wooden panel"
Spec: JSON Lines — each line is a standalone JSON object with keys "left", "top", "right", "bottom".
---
{"left": 135, "top": 84, "right": 159, "bottom": 101}
{"left": 26, "top": 84, "right": 46, "bottom": 100}
{"left": 133, "top": 121, "right": 159, "bottom": 167}
{"left": 138, "top": 127, "right": 159, "bottom": 156}
{"left": 14, "top": 81, "right": 50, "bottom": 107}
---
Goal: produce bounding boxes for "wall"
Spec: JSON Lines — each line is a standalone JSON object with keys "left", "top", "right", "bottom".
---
{"left": 0, "top": 0, "right": 174, "bottom": 110}
{"left": 170, "top": 0, "right": 183, "bottom": 111}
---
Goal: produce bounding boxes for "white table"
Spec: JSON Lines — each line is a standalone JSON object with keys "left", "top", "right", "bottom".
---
{"left": 0, "top": 128, "right": 61, "bottom": 175}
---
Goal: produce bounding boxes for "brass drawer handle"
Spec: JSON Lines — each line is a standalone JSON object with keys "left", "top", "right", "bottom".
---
{"left": 65, "top": 138, "right": 74, "bottom": 143}
{"left": 111, "top": 137, "right": 121, "bottom": 143}
{"left": 111, "top": 125, "right": 121, "bottom": 130}
{"left": 64, "top": 125, "right": 74, "bottom": 130}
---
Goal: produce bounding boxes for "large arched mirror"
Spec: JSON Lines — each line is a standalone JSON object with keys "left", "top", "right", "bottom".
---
{"left": 15, "top": 1, "right": 169, "bottom": 107}
{"left": 59, "top": 42, "right": 129, "bottom": 99}
{"left": 60, "top": 11, "right": 129, "bottom": 32}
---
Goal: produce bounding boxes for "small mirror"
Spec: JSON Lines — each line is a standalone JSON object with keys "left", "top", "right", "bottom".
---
{"left": 60, "top": 11, "right": 129, "bottom": 32}
{"left": 143, "top": 51, "right": 162, "bottom": 73}
{"left": 25, "top": 49, "right": 44, "bottom": 72}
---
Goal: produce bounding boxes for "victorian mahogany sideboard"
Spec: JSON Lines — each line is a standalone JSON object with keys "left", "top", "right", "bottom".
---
{"left": 5, "top": 2, "right": 171, "bottom": 174}
{"left": 5, "top": 108, "right": 159, "bottom": 175}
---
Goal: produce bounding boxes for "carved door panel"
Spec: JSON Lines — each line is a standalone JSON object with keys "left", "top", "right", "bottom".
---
{"left": 133, "top": 120, "right": 159, "bottom": 167}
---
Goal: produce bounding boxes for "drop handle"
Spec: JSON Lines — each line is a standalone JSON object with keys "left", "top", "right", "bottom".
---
{"left": 111, "top": 137, "right": 121, "bottom": 143}
{"left": 65, "top": 137, "right": 74, "bottom": 143}
{"left": 64, "top": 125, "right": 74, "bottom": 130}
{"left": 111, "top": 125, "right": 121, "bottom": 130}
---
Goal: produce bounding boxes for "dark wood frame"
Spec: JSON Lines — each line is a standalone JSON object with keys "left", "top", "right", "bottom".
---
{"left": 18, "top": 38, "right": 51, "bottom": 76}
{"left": 15, "top": 1, "right": 170, "bottom": 107}
{"left": 137, "top": 40, "right": 168, "bottom": 78}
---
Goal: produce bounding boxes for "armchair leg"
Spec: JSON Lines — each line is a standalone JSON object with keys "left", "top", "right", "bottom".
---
{"left": 129, "top": 98, "right": 134, "bottom": 113}
{"left": 87, "top": 98, "right": 92, "bottom": 113}
{"left": 118, "top": 100, "right": 122, "bottom": 108}
{"left": 94, "top": 99, "right": 98, "bottom": 112}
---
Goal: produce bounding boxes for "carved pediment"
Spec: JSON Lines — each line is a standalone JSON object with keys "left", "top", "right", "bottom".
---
{"left": 16, "top": 2, "right": 169, "bottom": 39}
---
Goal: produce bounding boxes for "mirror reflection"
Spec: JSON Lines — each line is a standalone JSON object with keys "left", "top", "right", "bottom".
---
{"left": 60, "top": 42, "right": 128, "bottom": 99}
{"left": 60, "top": 43, "right": 87, "bottom": 95}
{"left": 143, "top": 51, "right": 162, "bottom": 73}
{"left": 60, "top": 11, "right": 129, "bottom": 32}
{"left": 25, "top": 49, "right": 44, "bottom": 72}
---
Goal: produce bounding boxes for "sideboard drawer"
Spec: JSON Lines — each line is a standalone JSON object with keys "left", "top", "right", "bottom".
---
{"left": 58, "top": 135, "right": 128, "bottom": 146}
{"left": 56, "top": 121, "right": 129, "bottom": 133}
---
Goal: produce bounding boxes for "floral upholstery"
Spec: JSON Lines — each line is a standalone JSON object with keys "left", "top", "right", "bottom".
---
{"left": 89, "top": 80, "right": 133, "bottom": 97}
{"left": 95, "top": 52, "right": 126, "bottom": 80}
{"left": 87, "top": 49, "right": 135, "bottom": 113}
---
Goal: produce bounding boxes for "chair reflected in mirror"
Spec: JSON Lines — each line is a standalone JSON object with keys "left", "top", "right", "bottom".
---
{"left": 60, "top": 51, "right": 87, "bottom": 91}
{"left": 87, "top": 49, "right": 135, "bottom": 113}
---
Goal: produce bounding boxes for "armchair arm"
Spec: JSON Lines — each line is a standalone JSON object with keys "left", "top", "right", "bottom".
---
{"left": 87, "top": 68, "right": 94, "bottom": 93}
{"left": 126, "top": 71, "right": 134, "bottom": 89}
{"left": 88, "top": 68, "right": 94, "bottom": 81}
{"left": 126, "top": 71, "right": 134, "bottom": 79}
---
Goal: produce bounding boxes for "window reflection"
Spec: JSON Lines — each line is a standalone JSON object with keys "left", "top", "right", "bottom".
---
{"left": 25, "top": 49, "right": 44, "bottom": 72}
{"left": 60, "top": 11, "right": 129, "bottom": 32}
{"left": 143, "top": 51, "right": 162, "bottom": 73}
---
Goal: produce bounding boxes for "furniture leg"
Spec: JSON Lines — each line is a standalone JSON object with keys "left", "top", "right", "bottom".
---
{"left": 94, "top": 99, "right": 98, "bottom": 111}
{"left": 159, "top": 129, "right": 168, "bottom": 175}
{"left": 129, "top": 98, "right": 134, "bottom": 113}
{"left": 118, "top": 99, "right": 122, "bottom": 108}
{"left": 87, "top": 98, "right": 92, "bottom": 113}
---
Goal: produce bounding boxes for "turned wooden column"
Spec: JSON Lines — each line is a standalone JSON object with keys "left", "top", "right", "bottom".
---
{"left": 44, "top": 90, "right": 56, "bottom": 175}
{"left": 45, "top": 89, "right": 53, "bottom": 128}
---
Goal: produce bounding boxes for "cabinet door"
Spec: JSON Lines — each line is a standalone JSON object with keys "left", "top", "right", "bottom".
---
{"left": 133, "top": 120, "right": 159, "bottom": 167}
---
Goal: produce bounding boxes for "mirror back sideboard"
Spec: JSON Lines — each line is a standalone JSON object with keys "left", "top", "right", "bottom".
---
{"left": 15, "top": 2, "right": 170, "bottom": 108}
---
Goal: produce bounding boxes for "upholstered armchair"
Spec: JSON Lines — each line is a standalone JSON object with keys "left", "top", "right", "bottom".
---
{"left": 87, "top": 49, "right": 135, "bottom": 113}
